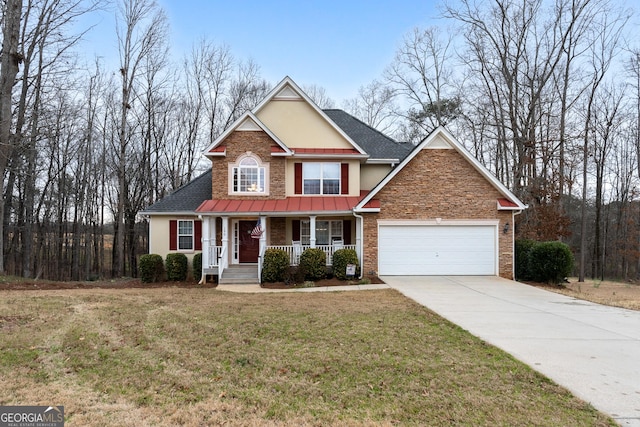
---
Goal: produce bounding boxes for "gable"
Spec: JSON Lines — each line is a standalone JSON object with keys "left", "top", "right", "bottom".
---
{"left": 257, "top": 98, "right": 354, "bottom": 150}
{"left": 375, "top": 148, "right": 503, "bottom": 218}
{"left": 356, "top": 127, "right": 526, "bottom": 212}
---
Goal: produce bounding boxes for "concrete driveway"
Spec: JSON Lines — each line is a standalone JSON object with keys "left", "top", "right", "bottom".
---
{"left": 382, "top": 275, "right": 640, "bottom": 426}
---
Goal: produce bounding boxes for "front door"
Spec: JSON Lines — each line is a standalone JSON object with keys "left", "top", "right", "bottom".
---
{"left": 238, "top": 220, "right": 260, "bottom": 263}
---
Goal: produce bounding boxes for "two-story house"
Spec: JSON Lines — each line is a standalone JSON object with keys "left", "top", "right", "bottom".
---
{"left": 140, "top": 76, "right": 525, "bottom": 284}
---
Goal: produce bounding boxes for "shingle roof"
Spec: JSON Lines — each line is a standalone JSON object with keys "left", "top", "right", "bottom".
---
{"left": 323, "top": 109, "right": 412, "bottom": 162}
{"left": 140, "top": 169, "right": 212, "bottom": 214}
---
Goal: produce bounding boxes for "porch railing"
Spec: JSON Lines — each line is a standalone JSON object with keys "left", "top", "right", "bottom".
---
{"left": 218, "top": 246, "right": 228, "bottom": 278}
{"left": 267, "top": 244, "right": 356, "bottom": 266}
{"left": 206, "top": 245, "right": 223, "bottom": 269}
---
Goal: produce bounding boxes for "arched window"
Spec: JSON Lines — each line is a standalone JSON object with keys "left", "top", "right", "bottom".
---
{"left": 230, "top": 154, "right": 268, "bottom": 194}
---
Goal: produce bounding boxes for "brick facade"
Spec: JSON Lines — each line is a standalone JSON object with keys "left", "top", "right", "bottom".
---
{"left": 362, "top": 148, "right": 515, "bottom": 279}
{"left": 210, "top": 130, "right": 286, "bottom": 200}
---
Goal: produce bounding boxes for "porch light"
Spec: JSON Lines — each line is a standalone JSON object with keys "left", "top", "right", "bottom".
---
{"left": 503, "top": 222, "right": 509, "bottom": 234}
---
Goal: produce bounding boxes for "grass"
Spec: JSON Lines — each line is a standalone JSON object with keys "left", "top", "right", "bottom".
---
{"left": 0, "top": 288, "right": 614, "bottom": 426}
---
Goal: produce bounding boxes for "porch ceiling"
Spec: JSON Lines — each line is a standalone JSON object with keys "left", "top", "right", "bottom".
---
{"left": 196, "top": 194, "right": 375, "bottom": 216}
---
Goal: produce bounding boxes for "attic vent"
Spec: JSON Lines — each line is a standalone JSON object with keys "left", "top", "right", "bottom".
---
{"left": 274, "top": 85, "right": 301, "bottom": 100}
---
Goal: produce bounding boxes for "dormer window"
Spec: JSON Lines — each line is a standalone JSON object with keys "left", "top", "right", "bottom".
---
{"left": 230, "top": 153, "right": 269, "bottom": 195}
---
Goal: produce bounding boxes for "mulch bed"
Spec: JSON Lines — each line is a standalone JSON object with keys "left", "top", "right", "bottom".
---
{"left": 260, "top": 276, "right": 385, "bottom": 289}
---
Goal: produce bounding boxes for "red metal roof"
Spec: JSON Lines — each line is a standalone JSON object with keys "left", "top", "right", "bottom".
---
{"left": 293, "top": 148, "right": 362, "bottom": 155}
{"left": 498, "top": 198, "right": 519, "bottom": 208}
{"left": 271, "top": 145, "right": 287, "bottom": 153}
{"left": 196, "top": 195, "right": 372, "bottom": 214}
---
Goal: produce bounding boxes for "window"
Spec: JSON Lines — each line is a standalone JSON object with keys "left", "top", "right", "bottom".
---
{"left": 231, "top": 154, "right": 268, "bottom": 194}
{"left": 178, "top": 220, "right": 194, "bottom": 250}
{"left": 169, "top": 219, "right": 201, "bottom": 251}
{"left": 300, "top": 220, "right": 343, "bottom": 245}
{"left": 303, "top": 163, "right": 340, "bottom": 195}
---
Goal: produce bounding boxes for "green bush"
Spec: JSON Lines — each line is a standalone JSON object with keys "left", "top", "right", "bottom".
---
{"left": 165, "top": 253, "right": 188, "bottom": 281}
{"left": 515, "top": 239, "right": 537, "bottom": 281}
{"left": 332, "top": 248, "right": 360, "bottom": 280}
{"left": 261, "top": 248, "right": 290, "bottom": 282}
{"left": 139, "top": 254, "right": 164, "bottom": 283}
{"left": 528, "top": 241, "right": 574, "bottom": 284}
{"left": 299, "top": 247, "right": 327, "bottom": 281}
{"left": 193, "top": 252, "right": 202, "bottom": 282}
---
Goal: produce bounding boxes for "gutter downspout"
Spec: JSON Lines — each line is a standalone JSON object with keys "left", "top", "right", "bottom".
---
{"left": 352, "top": 210, "right": 364, "bottom": 280}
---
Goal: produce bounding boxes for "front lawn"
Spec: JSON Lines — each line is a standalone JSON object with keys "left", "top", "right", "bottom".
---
{"left": 0, "top": 288, "right": 613, "bottom": 426}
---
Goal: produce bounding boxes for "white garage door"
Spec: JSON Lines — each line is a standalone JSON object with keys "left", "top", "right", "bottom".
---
{"left": 378, "top": 224, "right": 496, "bottom": 275}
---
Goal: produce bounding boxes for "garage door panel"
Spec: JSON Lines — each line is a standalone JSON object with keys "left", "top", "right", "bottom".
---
{"left": 378, "top": 225, "right": 496, "bottom": 275}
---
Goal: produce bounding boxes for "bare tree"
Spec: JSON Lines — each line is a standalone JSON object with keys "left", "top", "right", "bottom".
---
{"left": 385, "top": 26, "right": 459, "bottom": 141}
{"left": 113, "top": 0, "right": 168, "bottom": 277}
{"left": 0, "top": 0, "right": 23, "bottom": 273}
{"left": 577, "top": 5, "right": 628, "bottom": 282}
{"left": 303, "top": 84, "right": 335, "bottom": 109}
{"left": 342, "top": 79, "right": 398, "bottom": 136}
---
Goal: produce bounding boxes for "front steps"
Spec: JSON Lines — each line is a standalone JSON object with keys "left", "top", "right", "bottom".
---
{"left": 219, "top": 264, "right": 260, "bottom": 285}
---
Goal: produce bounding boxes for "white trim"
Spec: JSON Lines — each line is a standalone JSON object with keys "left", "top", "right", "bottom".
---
{"left": 355, "top": 127, "right": 526, "bottom": 212}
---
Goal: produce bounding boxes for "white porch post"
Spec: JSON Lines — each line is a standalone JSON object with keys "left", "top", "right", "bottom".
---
{"left": 309, "top": 215, "right": 316, "bottom": 248}
{"left": 201, "top": 216, "right": 209, "bottom": 268}
{"left": 259, "top": 216, "right": 267, "bottom": 251}
{"left": 221, "top": 216, "right": 229, "bottom": 265}
{"left": 355, "top": 215, "right": 362, "bottom": 263}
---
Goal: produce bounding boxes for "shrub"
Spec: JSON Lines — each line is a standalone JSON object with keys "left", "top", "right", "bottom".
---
{"left": 193, "top": 252, "right": 202, "bottom": 282}
{"left": 515, "top": 239, "right": 537, "bottom": 281}
{"left": 261, "top": 248, "right": 290, "bottom": 282}
{"left": 299, "top": 247, "right": 327, "bottom": 281}
{"left": 139, "top": 254, "right": 164, "bottom": 283}
{"left": 332, "top": 248, "right": 360, "bottom": 280}
{"left": 165, "top": 253, "right": 188, "bottom": 281}
{"left": 528, "top": 241, "right": 574, "bottom": 284}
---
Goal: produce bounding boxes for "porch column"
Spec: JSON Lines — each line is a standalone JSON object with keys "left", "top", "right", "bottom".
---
{"left": 309, "top": 215, "right": 316, "bottom": 248}
{"left": 221, "top": 216, "right": 229, "bottom": 267}
{"left": 201, "top": 216, "right": 210, "bottom": 268}
{"left": 259, "top": 215, "right": 267, "bottom": 254}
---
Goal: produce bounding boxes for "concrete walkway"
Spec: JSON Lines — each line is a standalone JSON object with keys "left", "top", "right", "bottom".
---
{"left": 381, "top": 275, "right": 640, "bottom": 426}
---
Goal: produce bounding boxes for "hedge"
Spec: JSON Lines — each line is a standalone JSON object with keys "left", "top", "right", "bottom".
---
{"left": 528, "top": 241, "right": 574, "bottom": 284}
{"left": 299, "top": 247, "right": 327, "bottom": 281}
{"left": 515, "top": 239, "right": 574, "bottom": 284}
{"left": 261, "top": 248, "right": 290, "bottom": 282}
{"left": 193, "top": 252, "right": 202, "bottom": 282}
{"left": 332, "top": 248, "right": 360, "bottom": 280}
{"left": 139, "top": 254, "right": 164, "bottom": 283}
{"left": 166, "top": 253, "right": 188, "bottom": 281}
{"left": 515, "top": 239, "right": 537, "bottom": 281}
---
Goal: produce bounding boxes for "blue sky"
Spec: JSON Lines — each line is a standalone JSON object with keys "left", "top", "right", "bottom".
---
{"left": 79, "top": 0, "right": 444, "bottom": 102}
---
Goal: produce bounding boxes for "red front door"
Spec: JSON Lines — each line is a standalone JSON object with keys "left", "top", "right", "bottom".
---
{"left": 239, "top": 220, "right": 260, "bottom": 263}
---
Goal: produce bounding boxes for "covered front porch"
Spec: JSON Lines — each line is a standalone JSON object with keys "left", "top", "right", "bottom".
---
{"left": 198, "top": 214, "right": 361, "bottom": 283}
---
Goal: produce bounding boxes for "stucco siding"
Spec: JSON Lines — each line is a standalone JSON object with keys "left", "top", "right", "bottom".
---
{"left": 258, "top": 100, "right": 353, "bottom": 149}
